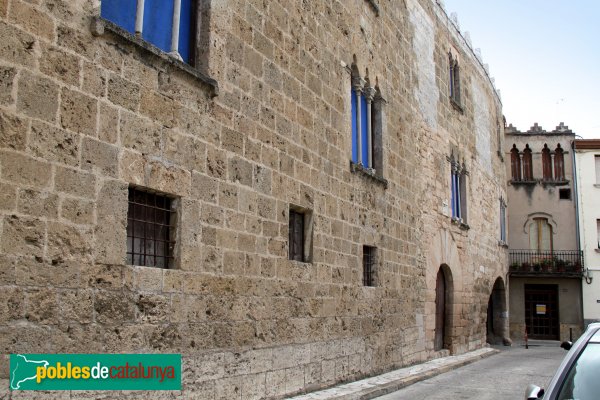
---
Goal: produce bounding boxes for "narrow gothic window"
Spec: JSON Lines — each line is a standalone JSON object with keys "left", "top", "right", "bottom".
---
{"left": 522, "top": 144, "right": 533, "bottom": 181}
{"left": 542, "top": 144, "right": 552, "bottom": 181}
{"left": 554, "top": 144, "right": 565, "bottom": 181}
{"left": 510, "top": 144, "right": 522, "bottom": 181}
{"left": 449, "top": 53, "right": 461, "bottom": 106}
{"left": 350, "top": 59, "right": 384, "bottom": 176}
{"left": 450, "top": 156, "right": 468, "bottom": 223}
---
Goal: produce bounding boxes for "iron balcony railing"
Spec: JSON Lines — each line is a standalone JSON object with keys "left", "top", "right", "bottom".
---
{"left": 509, "top": 250, "right": 584, "bottom": 275}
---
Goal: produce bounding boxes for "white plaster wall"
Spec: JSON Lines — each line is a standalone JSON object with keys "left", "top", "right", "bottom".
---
{"left": 408, "top": 0, "right": 438, "bottom": 129}
{"left": 576, "top": 150, "right": 600, "bottom": 321}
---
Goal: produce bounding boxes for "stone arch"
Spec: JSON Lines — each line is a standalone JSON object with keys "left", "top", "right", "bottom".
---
{"left": 428, "top": 230, "right": 461, "bottom": 353}
{"left": 435, "top": 264, "right": 454, "bottom": 351}
{"left": 486, "top": 277, "right": 508, "bottom": 345}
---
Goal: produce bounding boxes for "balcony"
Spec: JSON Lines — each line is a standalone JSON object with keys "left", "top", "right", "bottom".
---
{"left": 509, "top": 250, "right": 584, "bottom": 277}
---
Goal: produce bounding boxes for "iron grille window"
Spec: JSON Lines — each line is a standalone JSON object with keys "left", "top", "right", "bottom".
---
{"left": 289, "top": 209, "right": 305, "bottom": 262}
{"left": 363, "top": 246, "right": 376, "bottom": 286}
{"left": 127, "top": 187, "right": 175, "bottom": 268}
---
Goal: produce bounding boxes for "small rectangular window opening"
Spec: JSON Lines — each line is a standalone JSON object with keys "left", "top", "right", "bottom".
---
{"left": 559, "top": 189, "right": 571, "bottom": 200}
{"left": 363, "top": 246, "right": 376, "bottom": 286}
{"left": 127, "top": 187, "right": 176, "bottom": 268}
{"left": 289, "top": 209, "right": 305, "bottom": 262}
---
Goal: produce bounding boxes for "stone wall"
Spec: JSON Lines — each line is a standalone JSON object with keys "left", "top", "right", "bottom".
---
{"left": 0, "top": 0, "right": 507, "bottom": 398}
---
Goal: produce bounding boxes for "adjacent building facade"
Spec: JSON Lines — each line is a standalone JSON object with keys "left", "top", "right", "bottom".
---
{"left": 0, "top": 0, "right": 508, "bottom": 397}
{"left": 505, "top": 123, "right": 584, "bottom": 341}
{"left": 574, "top": 139, "right": 600, "bottom": 326}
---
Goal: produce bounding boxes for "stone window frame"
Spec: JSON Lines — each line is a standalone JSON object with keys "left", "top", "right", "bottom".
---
{"left": 91, "top": 3, "right": 218, "bottom": 96}
{"left": 288, "top": 204, "right": 314, "bottom": 264}
{"left": 349, "top": 57, "right": 388, "bottom": 188}
{"left": 448, "top": 51, "right": 462, "bottom": 111}
{"left": 448, "top": 152, "right": 469, "bottom": 230}
{"left": 126, "top": 186, "right": 179, "bottom": 269}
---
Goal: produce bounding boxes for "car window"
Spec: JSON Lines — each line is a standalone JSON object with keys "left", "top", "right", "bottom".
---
{"left": 558, "top": 343, "right": 600, "bottom": 400}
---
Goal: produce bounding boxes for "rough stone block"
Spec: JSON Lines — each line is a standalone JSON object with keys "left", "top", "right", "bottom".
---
{"left": 120, "top": 111, "right": 162, "bottom": 156}
{"left": 164, "top": 130, "right": 206, "bottom": 173}
{"left": 9, "top": 0, "right": 55, "bottom": 40}
{"left": 0, "top": 286, "right": 24, "bottom": 323}
{"left": 0, "top": 66, "right": 16, "bottom": 105}
{"left": 29, "top": 120, "right": 80, "bottom": 166}
{"left": 40, "top": 44, "right": 81, "bottom": 86}
{"left": 17, "top": 70, "right": 59, "bottom": 122}
{"left": 94, "top": 290, "right": 136, "bottom": 324}
{"left": 59, "top": 289, "right": 94, "bottom": 324}
{"left": 140, "top": 89, "right": 178, "bottom": 128}
{"left": 0, "top": 21, "right": 36, "bottom": 67}
{"left": 60, "top": 197, "right": 95, "bottom": 225}
{"left": 94, "top": 179, "right": 128, "bottom": 264}
{"left": 135, "top": 293, "right": 170, "bottom": 323}
{"left": 98, "top": 102, "right": 119, "bottom": 144}
{"left": 81, "top": 137, "right": 119, "bottom": 177}
{"left": 191, "top": 172, "right": 218, "bottom": 203}
{"left": 16, "top": 257, "right": 81, "bottom": 288}
{"left": 17, "top": 188, "right": 59, "bottom": 219}
{"left": 108, "top": 74, "right": 140, "bottom": 111}
{"left": 0, "top": 110, "right": 27, "bottom": 151}
{"left": 61, "top": 88, "right": 98, "bottom": 136}
{"left": 54, "top": 166, "right": 97, "bottom": 199}
{"left": 119, "top": 149, "right": 146, "bottom": 186}
{"left": 83, "top": 62, "right": 107, "bottom": 98}
{"left": 25, "top": 288, "right": 58, "bottom": 324}
{"left": 47, "top": 221, "right": 93, "bottom": 262}
{"left": 1, "top": 214, "right": 45, "bottom": 257}
{"left": 146, "top": 161, "right": 191, "bottom": 197}
{"left": 81, "top": 264, "right": 123, "bottom": 290}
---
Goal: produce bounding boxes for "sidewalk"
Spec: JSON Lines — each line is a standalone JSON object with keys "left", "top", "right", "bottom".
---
{"left": 289, "top": 347, "right": 498, "bottom": 400}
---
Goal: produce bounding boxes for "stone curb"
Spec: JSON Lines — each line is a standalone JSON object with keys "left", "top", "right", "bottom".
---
{"left": 289, "top": 347, "right": 499, "bottom": 400}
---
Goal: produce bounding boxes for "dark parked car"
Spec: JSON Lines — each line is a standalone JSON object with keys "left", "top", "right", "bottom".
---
{"left": 526, "top": 323, "right": 600, "bottom": 399}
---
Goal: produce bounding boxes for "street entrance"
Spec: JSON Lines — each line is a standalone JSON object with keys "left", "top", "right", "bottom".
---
{"left": 524, "top": 284, "right": 559, "bottom": 340}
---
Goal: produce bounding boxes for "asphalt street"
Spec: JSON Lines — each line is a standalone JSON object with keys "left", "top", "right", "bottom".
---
{"left": 376, "top": 341, "right": 567, "bottom": 400}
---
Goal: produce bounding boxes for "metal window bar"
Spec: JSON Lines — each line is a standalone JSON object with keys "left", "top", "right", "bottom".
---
{"left": 134, "top": 0, "right": 183, "bottom": 60}
{"left": 363, "top": 246, "right": 375, "bottom": 286}
{"left": 509, "top": 250, "right": 584, "bottom": 274}
{"left": 127, "top": 187, "right": 175, "bottom": 268}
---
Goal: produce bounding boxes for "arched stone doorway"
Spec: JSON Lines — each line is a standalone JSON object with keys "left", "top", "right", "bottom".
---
{"left": 486, "top": 277, "right": 507, "bottom": 344}
{"left": 435, "top": 265, "right": 453, "bottom": 351}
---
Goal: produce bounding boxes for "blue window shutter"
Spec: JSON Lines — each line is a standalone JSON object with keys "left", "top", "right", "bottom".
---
{"left": 178, "top": 0, "right": 193, "bottom": 63}
{"left": 351, "top": 89, "right": 358, "bottom": 163}
{"left": 360, "top": 94, "right": 368, "bottom": 167}
{"left": 143, "top": 0, "right": 174, "bottom": 54}
{"left": 101, "top": 0, "right": 137, "bottom": 33}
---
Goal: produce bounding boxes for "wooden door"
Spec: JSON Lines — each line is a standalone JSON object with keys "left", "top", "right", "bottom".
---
{"left": 435, "top": 269, "right": 446, "bottom": 351}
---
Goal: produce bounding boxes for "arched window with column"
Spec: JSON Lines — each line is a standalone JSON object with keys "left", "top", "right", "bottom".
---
{"left": 554, "top": 144, "right": 565, "bottom": 181}
{"left": 522, "top": 144, "right": 533, "bottom": 181}
{"left": 510, "top": 144, "right": 521, "bottom": 181}
{"left": 542, "top": 144, "right": 552, "bottom": 181}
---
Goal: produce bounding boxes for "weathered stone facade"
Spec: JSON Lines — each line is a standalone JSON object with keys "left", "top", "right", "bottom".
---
{"left": 0, "top": 0, "right": 507, "bottom": 398}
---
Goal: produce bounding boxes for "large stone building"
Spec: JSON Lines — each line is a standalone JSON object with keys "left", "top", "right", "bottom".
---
{"left": 574, "top": 139, "right": 600, "bottom": 326}
{"left": 505, "top": 123, "right": 584, "bottom": 342}
{"left": 0, "top": 0, "right": 507, "bottom": 397}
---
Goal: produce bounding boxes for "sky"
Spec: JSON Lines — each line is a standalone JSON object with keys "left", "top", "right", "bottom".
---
{"left": 442, "top": 0, "right": 600, "bottom": 139}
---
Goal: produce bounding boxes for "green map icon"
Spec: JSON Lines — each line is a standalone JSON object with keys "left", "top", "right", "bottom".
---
{"left": 10, "top": 354, "right": 49, "bottom": 390}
